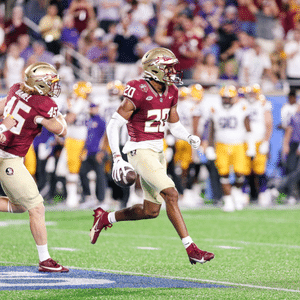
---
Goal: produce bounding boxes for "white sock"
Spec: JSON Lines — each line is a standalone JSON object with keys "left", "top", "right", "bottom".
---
{"left": 182, "top": 236, "right": 193, "bottom": 249}
{"left": 36, "top": 244, "right": 51, "bottom": 262}
{"left": 108, "top": 212, "right": 117, "bottom": 224}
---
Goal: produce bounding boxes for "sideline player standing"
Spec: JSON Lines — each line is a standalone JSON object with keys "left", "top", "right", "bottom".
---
{"left": 0, "top": 62, "right": 69, "bottom": 272}
{"left": 90, "top": 47, "right": 214, "bottom": 265}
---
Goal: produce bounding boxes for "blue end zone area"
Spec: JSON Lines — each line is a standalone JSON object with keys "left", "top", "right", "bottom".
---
{"left": 0, "top": 266, "right": 230, "bottom": 290}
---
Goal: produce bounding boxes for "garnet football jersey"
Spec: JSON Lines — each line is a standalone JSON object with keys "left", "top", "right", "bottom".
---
{"left": 124, "top": 79, "right": 178, "bottom": 142}
{"left": 0, "top": 83, "right": 59, "bottom": 157}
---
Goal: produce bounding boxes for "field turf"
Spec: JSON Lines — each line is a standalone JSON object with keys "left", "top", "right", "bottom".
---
{"left": 0, "top": 205, "right": 299, "bottom": 299}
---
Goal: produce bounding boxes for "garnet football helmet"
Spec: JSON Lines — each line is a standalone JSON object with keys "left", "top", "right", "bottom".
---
{"left": 73, "top": 81, "right": 92, "bottom": 99}
{"left": 219, "top": 85, "right": 237, "bottom": 109}
{"left": 189, "top": 83, "right": 203, "bottom": 102}
{"left": 142, "top": 47, "right": 183, "bottom": 85}
{"left": 24, "top": 62, "right": 61, "bottom": 97}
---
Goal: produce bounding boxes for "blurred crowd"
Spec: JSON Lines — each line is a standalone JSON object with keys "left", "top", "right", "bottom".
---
{"left": 1, "top": 0, "right": 300, "bottom": 90}
{"left": 0, "top": 0, "right": 299, "bottom": 210}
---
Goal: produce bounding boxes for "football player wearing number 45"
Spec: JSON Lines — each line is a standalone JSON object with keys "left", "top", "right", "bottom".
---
{"left": 0, "top": 62, "right": 69, "bottom": 273}
{"left": 90, "top": 47, "right": 215, "bottom": 265}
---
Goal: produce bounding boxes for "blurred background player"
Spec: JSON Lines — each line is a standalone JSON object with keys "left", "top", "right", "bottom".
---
{"left": 243, "top": 84, "right": 273, "bottom": 207}
{"left": 79, "top": 102, "right": 106, "bottom": 208}
{"left": 207, "top": 85, "right": 253, "bottom": 212}
{"left": 0, "top": 62, "right": 68, "bottom": 272}
{"left": 64, "top": 81, "right": 91, "bottom": 208}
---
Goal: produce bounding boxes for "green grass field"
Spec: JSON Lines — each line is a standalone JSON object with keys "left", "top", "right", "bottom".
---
{"left": 0, "top": 205, "right": 300, "bottom": 299}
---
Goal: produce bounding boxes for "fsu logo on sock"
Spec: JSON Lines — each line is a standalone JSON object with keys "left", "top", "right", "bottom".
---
{"left": 6, "top": 167, "right": 14, "bottom": 175}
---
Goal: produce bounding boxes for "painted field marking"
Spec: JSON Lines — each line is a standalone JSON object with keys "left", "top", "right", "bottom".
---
{"left": 67, "top": 266, "right": 300, "bottom": 294}
{"left": 50, "top": 247, "right": 79, "bottom": 252}
{"left": 137, "top": 247, "right": 160, "bottom": 250}
{"left": 215, "top": 246, "right": 242, "bottom": 250}
{"left": 0, "top": 220, "right": 57, "bottom": 227}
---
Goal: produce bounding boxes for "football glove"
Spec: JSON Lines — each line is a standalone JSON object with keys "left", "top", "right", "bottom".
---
{"left": 259, "top": 141, "right": 269, "bottom": 155}
{"left": 112, "top": 155, "right": 134, "bottom": 182}
{"left": 205, "top": 146, "right": 217, "bottom": 161}
{"left": 188, "top": 135, "right": 201, "bottom": 149}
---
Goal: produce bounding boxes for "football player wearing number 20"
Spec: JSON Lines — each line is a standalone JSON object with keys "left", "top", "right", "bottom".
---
{"left": 0, "top": 62, "right": 69, "bottom": 272}
{"left": 90, "top": 47, "right": 214, "bottom": 265}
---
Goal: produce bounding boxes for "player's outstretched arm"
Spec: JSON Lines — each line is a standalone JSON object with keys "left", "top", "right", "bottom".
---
{"left": 35, "top": 113, "right": 67, "bottom": 137}
{"left": 168, "top": 106, "right": 201, "bottom": 149}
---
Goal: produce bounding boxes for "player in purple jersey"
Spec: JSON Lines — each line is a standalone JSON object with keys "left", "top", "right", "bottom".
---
{"left": 90, "top": 47, "right": 214, "bottom": 265}
{"left": 0, "top": 62, "right": 69, "bottom": 272}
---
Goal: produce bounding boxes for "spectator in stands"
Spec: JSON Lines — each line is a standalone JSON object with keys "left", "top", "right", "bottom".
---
{"left": 86, "top": 28, "right": 113, "bottom": 82}
{"left": 222, "top": 5, "right": 240, "bottom": 33}
{"left": 254, "top": 0, "right": 281, "bottom": 53}
{"left": 68, "top": 0, "right": 96, "bottom": 34}
{"left": 155, "top": 19, "right": 199, "bottom": 80}
{"left": 202, "top": 32, "right": 220, "bottom": 62}
{"left": 284, "top": 27, "right": 300, "bottom": 91}
{"left": 60, "top": 14, "right": 80, "bottom": 50}
{"left": 4, "top": 5, "right": 28, "bottom": 48}
{"left": 18, "top": 34, "right": 34, "bottom": 64}
{"left": 270, "top": 39, "right": 287, "bottom": 83}
{"left": 280, "top": 89, "right": 299, "bottom": 131}
{"left": 218, "top": 19, "right": 239, "bottom": 62}
{"left": 27, "top": 40, "right": 54, "bottom": 66}
{"left": 39, "top": 4, "right": 63, "bottom": 55}
{"left": 237, "top": 0, "right": 257, "bottom": 36}
{"left": 135, "top": 29, "right": 159, "bottom": 59}
{"left": 192, "top": 53, "right": 219, "bottom": 86}
{"left": 219, "top": 59, "right": 238, "bottom": 81}
{"left": 113, "top": 13, "right": 140, "bottom": 82}
{"left": 3, "top": 43, "right": 25, "bottom": 89}
{"left": 96, "top": 0, "right": 122, "bottom": 33}
{"left": 24, "top": 0, "right": 48, "bottom": 25}
{"left": 238, "top": 41, "right": 278, "bottom": 87}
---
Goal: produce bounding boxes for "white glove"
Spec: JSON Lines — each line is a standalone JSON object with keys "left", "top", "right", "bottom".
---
{"left": 112, "top": 155, "right": 134, "bottom": 182}
{"left": 205, "top": 146, "right": 216, "bottom": 160}
{"left": 259, "top": 141, "right": 269, "bottom": 155}
{"left": 188, "top": 135, "right": 201, "bottom": 149}
{"left": 246, "top": 143, "right": 256, "bottom": 158}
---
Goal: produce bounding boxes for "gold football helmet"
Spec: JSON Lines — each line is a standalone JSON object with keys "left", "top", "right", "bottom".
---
{"left": 107, "top": 80, "right": 124, "bottom": 99}
{"left": 142, "top": 47, "right": 182, "bottom": 85}
{"left": 73, "top": 81, "right": 92, "bottom": 99}
{"left": 178, "top": 86, "right": 191, "bottom": 99}
{"left": 24, "top": 62, "right": 61, "bottom": 97}
{"left": 189, "top": 84, "right": 203, "bottom": 102}
{"left": 220, "top": 85, "right": 237, "bottom": 108}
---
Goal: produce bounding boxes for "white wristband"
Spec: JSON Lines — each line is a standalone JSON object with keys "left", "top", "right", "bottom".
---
{"left": 0, "top": 124, "right": 7, "bottom": 134}
{"left": 35, "top": 116, "right": 45, "bottom": 124}
{"left": 168, "top": 121, "right": 191, "bottom": 142}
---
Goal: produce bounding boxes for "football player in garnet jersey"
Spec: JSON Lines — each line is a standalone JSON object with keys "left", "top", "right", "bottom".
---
{"left": 0, "top": 62, "right": 69, "bottom": 272}
{"left": 90, "top": 47, "right": 215, "bottom": 265}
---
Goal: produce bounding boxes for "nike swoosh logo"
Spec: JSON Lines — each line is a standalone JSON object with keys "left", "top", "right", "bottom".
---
{"left": 169, "top": 96, "right": 173, "bottom": 99}
{"left": 41, "top": 265, "right": 63, "bottom": 271}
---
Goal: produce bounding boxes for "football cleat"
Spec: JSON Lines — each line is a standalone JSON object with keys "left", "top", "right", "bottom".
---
{"left": 38, "top": 258, "right": 69, "bottom": 273}
{"left": 90, "top": 207, "right": 112, "bottom": 244}
{"left": 186, "top": 243, "right": 215, "bottom": 265}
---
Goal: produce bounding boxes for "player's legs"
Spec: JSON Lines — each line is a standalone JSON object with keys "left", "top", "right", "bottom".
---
{"left": 0, "top": 196, "right": 27, "bottom": 213}
{"left": 28, "top": 202, "right": 47, "bottom": 245}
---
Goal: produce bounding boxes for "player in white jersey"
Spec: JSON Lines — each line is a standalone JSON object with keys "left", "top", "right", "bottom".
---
{"left": 64, "top": 81, "right": 91, "bottom": 207}
{"left": 207, "top": 85, "right": 253, "bottom": 211}
{"left": 243, "top": 84, "right": 273, "bottom": 207}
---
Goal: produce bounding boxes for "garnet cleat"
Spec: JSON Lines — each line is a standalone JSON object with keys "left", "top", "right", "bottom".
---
{"left": 90, "top": 207, "right": 112, "bottom": 244}
{"left": 38, "top": 258, "right": 69, "bottom": 272}
{"left": 186, "top": 243, "right": 215, "bottom": 265}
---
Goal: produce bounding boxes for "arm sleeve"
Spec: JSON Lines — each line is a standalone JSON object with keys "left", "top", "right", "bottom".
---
{"left": 168, "top": 121, "right": 191, "bottom": 142}
{"left": 106, "top": 112, "right": 128, "bottom": 156}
